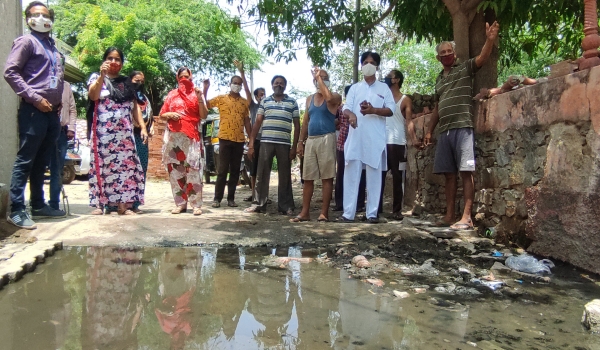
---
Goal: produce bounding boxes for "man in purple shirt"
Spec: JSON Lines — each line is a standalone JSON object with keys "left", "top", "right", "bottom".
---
{"left": 4, "top": 1, "right": 66, "bottom": 229}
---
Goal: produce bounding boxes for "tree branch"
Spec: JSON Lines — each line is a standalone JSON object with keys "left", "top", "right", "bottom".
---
{"left": 442, "top": 0, "right": 461, "bottom": 15}
{"left": 360, "top": 0, "right": 400, "bottom": 33}
{"left": 461, "top": 0, "right": 483, "bottom": 12}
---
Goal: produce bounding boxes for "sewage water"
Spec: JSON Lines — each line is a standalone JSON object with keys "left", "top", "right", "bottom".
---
{"left": 0, "top": 246, "right": 598, "bottom": 350}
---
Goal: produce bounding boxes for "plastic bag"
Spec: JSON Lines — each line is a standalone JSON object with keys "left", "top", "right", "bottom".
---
{"left": 505, "top": 254, "right": 554, "bottom": 275}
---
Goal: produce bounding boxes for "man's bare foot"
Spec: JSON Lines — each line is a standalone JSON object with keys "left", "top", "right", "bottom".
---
{"left": 450, "top": 219, "right": 474, "bottom": 230}
{"left": 317, "top": 214, "right": 329, "bottom": 222}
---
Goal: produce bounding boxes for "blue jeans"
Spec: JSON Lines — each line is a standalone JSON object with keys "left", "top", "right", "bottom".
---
{"left": 49, "top": 128, "right": 68, "bottom": 210}
{"left": 9, "top": 101, "right": 61, "bottom": 212}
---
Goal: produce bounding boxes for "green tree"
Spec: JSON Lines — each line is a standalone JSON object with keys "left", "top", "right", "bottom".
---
{"left": 246, "top": 0, "right": 590, "bottom": 90}
{"left": 52, "top": 0, "right": 263, "bottom": 111}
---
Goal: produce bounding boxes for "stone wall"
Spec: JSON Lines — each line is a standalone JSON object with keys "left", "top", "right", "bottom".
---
{"left": 0, "top": 0, "right": 23, "bottom": 217}
{"left": 405, "top": 66, "right": 600, "bottom": 274}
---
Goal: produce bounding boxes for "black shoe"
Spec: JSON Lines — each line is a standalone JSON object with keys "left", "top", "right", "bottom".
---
{"left": 390, "top": 213, "right": 404, "bottom": 221}
{"left": 211, "top": 201, "right": 221, "bottom": 208}
{"left": 31, "top": 205, "right": 66, "bottom": 219}
{"left": 367, "top": 217, "right": 380, "bottom": 224}
{"left": 243, "top": 195, "right": 253, "bottom": 202}
{"left": 336, "top": 216, "right": 354, "bottom": 223}
{"left": 357, "top": 214, "right": 367, "bottom": 222}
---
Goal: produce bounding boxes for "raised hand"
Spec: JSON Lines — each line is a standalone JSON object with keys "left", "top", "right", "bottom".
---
{"left": 234, "top": 59, "right": 244, "bottom": 73}
{"left": 311, "top": 66, "right": 321, "bottom": 79}
{"left": 486, "top": 21, "right": 499, "bottom": 41}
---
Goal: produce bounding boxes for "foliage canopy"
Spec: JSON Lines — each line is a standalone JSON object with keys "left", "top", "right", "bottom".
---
{"left": 52, "top": 0, "right": 263, "bottom": 108}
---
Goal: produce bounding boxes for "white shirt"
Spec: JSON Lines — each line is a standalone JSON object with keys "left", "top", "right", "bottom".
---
{"left": 342, "top": 80, "right": 396, "bottom": 169}
{"left": 386, "top": 95, "right": 407, "bottom": 145}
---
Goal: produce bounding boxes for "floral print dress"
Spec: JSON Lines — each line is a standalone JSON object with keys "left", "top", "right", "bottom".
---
{"left": 88, "top": 73, "right": 145, "bottom": 208}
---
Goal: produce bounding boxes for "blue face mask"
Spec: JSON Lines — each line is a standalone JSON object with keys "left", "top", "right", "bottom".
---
{"left": 384, "top": 77, "right": 393, "bottom": 87}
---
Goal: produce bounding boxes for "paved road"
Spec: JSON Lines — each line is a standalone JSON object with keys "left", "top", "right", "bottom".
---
{"left": 0, "top": 175, "right": 424, "bottom": 247}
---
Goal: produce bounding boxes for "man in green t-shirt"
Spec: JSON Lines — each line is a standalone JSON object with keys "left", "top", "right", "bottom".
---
{"left": 424, "top": 21, "right": 499, "bottom": 230}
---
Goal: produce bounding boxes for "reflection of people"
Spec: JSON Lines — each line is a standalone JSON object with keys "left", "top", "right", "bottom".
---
{"left": 159, "top": 67, "right": 208, "bottom": 215}
{"left": 87, "top": 47, "right": 148, "bottom": 215}
{"left": 4, "top": 1, "right": 66, "bottom": 229}
{"left": 82, "top": 247, "right": 143, "bottom": 349}
{"left": 154, "top": 249, "right": 200, "bottom": 350}
{"left": 49, "top": 80, "right": 77, "bottom": 212}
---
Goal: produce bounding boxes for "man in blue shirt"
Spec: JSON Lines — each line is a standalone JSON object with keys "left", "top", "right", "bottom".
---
{"left": 292, "top": 68, "right": 341, "bottom": 222}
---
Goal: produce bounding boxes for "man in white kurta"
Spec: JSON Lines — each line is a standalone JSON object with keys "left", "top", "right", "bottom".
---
{"left": 341, "top": 51, "right": 396, "bottom": 223}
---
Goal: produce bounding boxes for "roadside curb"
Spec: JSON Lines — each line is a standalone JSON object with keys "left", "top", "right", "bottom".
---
{"left": 0, "top": 240, "right": 63, "bottom": 289}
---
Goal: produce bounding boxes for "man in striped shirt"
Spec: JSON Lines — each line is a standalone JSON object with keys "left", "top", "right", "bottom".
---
{"left": 424, "top": 21, "right": 499, "bottom": 230}
{"left": 246, "top": 75, "right": 300, "bottom": 215}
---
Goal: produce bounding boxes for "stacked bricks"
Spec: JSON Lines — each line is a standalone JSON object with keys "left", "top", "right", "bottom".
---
{"left": 147, "top": 116, "right": 169, "bottom": 180}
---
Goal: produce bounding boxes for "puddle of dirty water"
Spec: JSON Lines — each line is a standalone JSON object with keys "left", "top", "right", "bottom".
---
{"left": 0, "top": 246, "right": 598, "bottom": 350}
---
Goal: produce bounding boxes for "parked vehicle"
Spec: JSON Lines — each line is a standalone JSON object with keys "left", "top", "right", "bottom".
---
{"left": 62, "top": 139, "right": 83, "bottom": 184}
{"left": 201, "top": 114, "right": 220, "bottom": 183}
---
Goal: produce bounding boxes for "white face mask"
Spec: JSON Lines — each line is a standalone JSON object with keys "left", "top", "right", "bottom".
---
{"left": 361, "top": 63, "right": 377, "bottom": 77}
{"left": 313, "top": 80, "right": 331, "bottom": 89}
{"left": 230, "top": 83, "right": 242, "bottom": 93}
{"left": 28, "top": 16, "right": 53, "bottom": 33}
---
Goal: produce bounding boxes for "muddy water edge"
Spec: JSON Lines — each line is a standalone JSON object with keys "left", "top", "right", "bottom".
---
{"left": 0, "top": 237, "right": 598, "bottom": 350}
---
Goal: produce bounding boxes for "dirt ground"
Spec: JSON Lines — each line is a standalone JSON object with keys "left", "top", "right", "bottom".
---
{"left": 0, "top": 172, "right": 431, "bottom": 247}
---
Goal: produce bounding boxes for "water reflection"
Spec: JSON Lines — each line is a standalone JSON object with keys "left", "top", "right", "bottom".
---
{"left": 0, "top": 246, "right": 597, "bottom": 350}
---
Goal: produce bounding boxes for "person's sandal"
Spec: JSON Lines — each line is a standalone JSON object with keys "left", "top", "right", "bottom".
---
{"left": 192, "top": 208, "right": 203, "bottom": 216}
{"left": 171, "top": 205, "right": 187, "bottom": 214}
{"left": 118, "top": 209, "right": 136, "bottom": 215}
{"left": 90, "top": 208, "right": 104, "bottom": 215}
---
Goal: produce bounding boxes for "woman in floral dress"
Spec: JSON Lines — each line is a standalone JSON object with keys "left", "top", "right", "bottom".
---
{"left": 159, "top": 67, "right": 208, "bottom": 215}
{"left": 88, "top": 47, "right": 148, "bottom": 215}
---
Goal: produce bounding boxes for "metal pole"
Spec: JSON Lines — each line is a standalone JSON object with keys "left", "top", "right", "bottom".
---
{"left": 352, "top": 0, "right": 361, "bottom": 83}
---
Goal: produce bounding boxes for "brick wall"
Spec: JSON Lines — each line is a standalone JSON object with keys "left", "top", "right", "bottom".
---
{"left": 148, "top": 117, "right": 168, "bottom": 180}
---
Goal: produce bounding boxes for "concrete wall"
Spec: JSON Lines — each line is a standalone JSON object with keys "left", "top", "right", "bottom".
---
{"left": 0, "top": 0, "right": 22, "bottom": 216}
{"left": 406, "top": 66, "right": 600, "bottom": 274}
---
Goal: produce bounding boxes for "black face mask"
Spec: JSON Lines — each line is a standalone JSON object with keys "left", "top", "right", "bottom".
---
{"left": 384, "top": 77, "right": 393, "bottom": 87}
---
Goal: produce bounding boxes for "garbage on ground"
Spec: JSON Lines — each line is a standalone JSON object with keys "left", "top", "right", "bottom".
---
{"left": 505, "top": 254, "right": 554, "bottom": 275}
{"left": 352, "top": 255, "right": 371, "bottom": 268}
{"left": 271, "top": 257, "right": 313, "bottom": 266}
{"left": 399, "top": 259, "right": 440, "bottom": 277}
{"left": 366, "top": 278, "right": 384, "bottom": 287}
{"left": 491, "top": 250, "right": 504, "bottom": 257}
{"left": 413, "top": 287, "right": 427, "bottom": 294}
{"left": 471, "top": 278, "right": 506, "bottom": 291}
{"left": 393, "top": 290, "right": 410, "bottom": 298}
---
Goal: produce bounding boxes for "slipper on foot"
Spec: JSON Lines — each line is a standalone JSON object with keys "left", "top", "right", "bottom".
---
{"left": 450, "top": 222, "right": 474, "bottom": 230}
{"left": 290, "top": 216, "right": 310, "bottom": 223}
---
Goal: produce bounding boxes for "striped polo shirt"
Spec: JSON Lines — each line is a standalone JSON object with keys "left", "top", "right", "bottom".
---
{"left": 434, "top": 58, "right": 479, "bottom": 133}
{"left": 258, "top": 94, "right": 300, "bottom": 145}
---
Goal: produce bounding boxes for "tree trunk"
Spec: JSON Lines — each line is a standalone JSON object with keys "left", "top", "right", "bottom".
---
{"left": 470, "top": 10, "right": 498, "bottom": 93}
{"left": 451, "top": 10, "right": 471, "bottom": 62}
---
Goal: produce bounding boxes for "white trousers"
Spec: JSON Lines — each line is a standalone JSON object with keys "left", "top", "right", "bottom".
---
{"left": 343, "top": 159, "right": 383, "bottom": 220}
